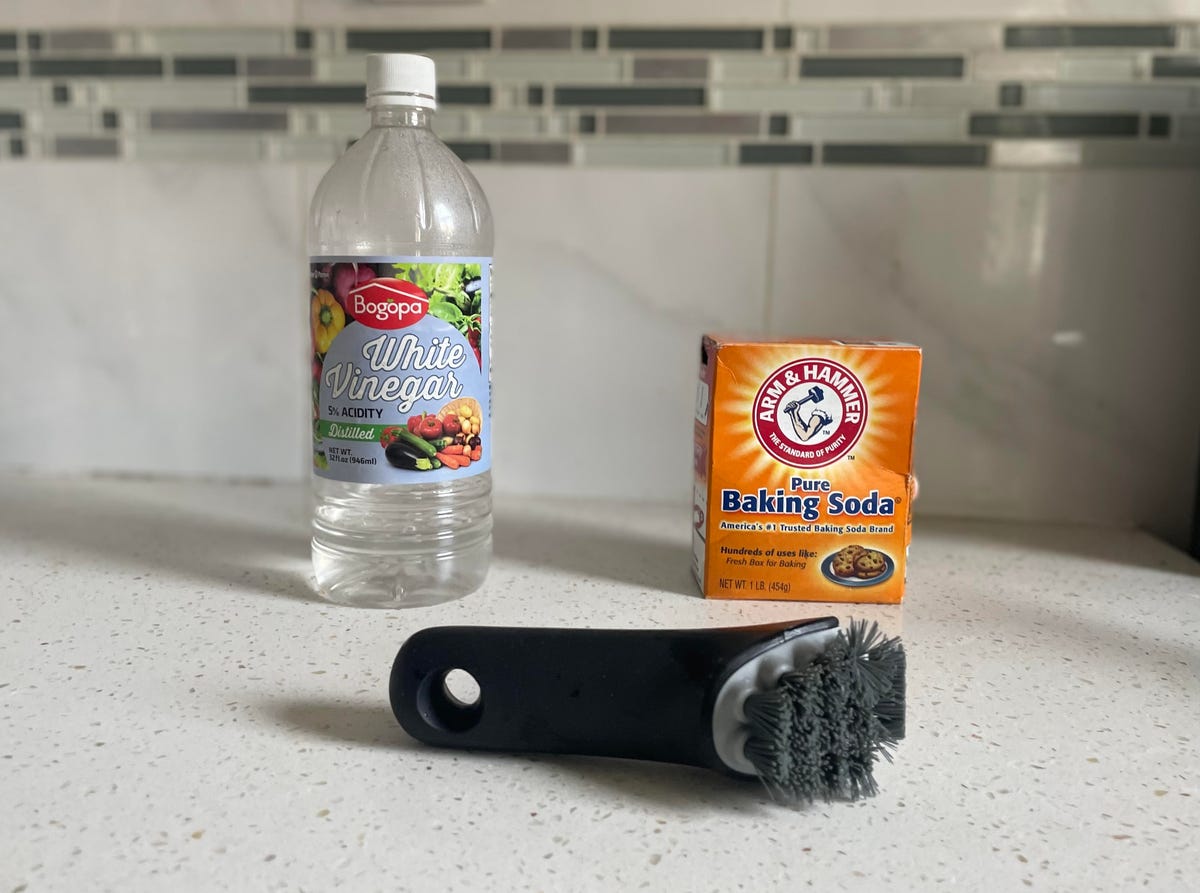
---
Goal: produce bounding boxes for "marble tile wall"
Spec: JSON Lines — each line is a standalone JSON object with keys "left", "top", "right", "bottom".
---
{"left": 1, "top": 161, "right": 1196, "bottom": 546}
{"left": 766, "top": 169, "right": 1200, "bottom": 546}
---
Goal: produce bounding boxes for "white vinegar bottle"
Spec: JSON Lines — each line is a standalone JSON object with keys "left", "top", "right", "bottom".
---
{"left": 307, "top": 54, "right": 493, "bottom": 607}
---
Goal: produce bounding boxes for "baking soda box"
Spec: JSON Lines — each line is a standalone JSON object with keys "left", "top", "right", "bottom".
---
{"left": 692, "top": 337, "right": 922, "bottom": 603}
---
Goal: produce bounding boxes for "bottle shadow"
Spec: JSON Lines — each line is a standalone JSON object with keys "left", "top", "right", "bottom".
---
{"left": 491, "top": 502, "right": 698, "bottom": 597}
{"left": 0, "top": 477, "right": 315, "bottom": 601}
{"left": 0, "top": 479, "right": 701, "bottom": 602}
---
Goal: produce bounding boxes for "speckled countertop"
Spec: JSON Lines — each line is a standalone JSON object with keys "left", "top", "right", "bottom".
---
{"left": 2, "top": 477, "right": 1198, "bottom": 892}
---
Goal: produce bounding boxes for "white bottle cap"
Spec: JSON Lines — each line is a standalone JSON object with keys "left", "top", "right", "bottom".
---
{"left": 366, "top": 54, "right": 437, "bottom": 109}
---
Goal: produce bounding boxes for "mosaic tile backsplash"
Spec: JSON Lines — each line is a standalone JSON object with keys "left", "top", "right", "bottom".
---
{"left": 3, "top": 21, "right": 1200, "bottom": 165}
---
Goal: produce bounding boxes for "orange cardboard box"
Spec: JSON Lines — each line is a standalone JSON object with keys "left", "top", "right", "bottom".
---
{"left": 692, "top": 337, "right": 922, "bottom": 603}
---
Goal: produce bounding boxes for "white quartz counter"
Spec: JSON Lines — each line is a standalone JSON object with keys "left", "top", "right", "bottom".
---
{"left": 1, "top": 477, "right": 1198, "bottom": 891}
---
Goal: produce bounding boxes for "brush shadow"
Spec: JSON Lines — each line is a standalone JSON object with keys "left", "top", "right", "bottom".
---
{"left": 0, "top": 476, "right": 315, "bottom": 601}
{"left": 527, "top": 753, "right": 779, "bottom": 814}
{"left": 493, "top": 503, "right": 697, "bottom": 597}
{"left": 265, "top": 696, "right": 776, "bottom": 814}
{"left": 267, "top": 697, "right": 416, "bottom": 749}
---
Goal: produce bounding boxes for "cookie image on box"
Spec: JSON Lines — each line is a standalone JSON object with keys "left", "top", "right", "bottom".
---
{"left": 820, "top": 546, "right": 895, "bottom": 587}
{"left": 831, "top": 553, "right": 858, "bottom": 577}
{"left": 854, "top": 550, "right": 887, "bottom": 579}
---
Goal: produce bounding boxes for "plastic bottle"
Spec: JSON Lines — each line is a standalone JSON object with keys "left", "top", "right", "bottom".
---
{"left": 307, "top": 54, "right": 493, "bottom": 608}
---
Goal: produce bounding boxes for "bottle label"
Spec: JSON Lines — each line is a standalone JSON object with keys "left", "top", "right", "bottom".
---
{"left": 308, "top": 257, "right": 491, "bottom": 484}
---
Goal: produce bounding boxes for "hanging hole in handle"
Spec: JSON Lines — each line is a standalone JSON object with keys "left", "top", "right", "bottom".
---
{"left": 418, "top": 667, "right": 484, "bottom": 733}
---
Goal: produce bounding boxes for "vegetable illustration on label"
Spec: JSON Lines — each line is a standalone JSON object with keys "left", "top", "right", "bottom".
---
{"left": 391, "top": 261, "right": 484, "bottom": 367}
{"left": 311, "top": 289, "right": 346, "bottom": 354}
{"left": 309, "top": 257, "right": 491, "bottom": 485}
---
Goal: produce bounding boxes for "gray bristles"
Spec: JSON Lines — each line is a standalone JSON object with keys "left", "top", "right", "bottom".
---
{"left": 742, "top": 619, "right": 906, "bottom": 805}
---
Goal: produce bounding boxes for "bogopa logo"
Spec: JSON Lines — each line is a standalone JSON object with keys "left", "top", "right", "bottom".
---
{"left": 349, "top": 278, "right": 428, "bottom": 329}
{"left": 752, "top": 357, "right": 867, "bottom": 468}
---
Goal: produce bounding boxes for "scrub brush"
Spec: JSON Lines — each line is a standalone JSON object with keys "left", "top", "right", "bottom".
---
{"left": 389, "top": 617, "right": 905, "bottom": 804}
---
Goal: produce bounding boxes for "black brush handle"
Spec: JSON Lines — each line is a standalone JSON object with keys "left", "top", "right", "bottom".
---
{"left": 389, "top": 618, "right": 837, "bottom": 772}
